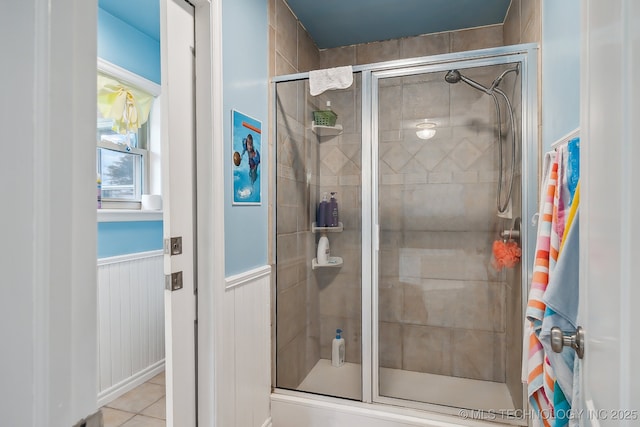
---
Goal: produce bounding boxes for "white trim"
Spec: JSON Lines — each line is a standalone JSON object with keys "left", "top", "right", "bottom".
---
{"left": 260, "top": 418, "right": 273, "bottom": 427}
{"left": 194, "top": 0, "right": 226, "bottom": 426}
{"left": 97, "top": 250, "right": 164, "bottom": 266}
{"left": 33, "top": 0, "right": 53, "bottom": 423}
{"left": 97, "top": 360, "right": 165, "bottom": 407}
{"left": 98, "top": 57, "right": 161, "bottom": 96}
{"left": 97, "top": 209, "right": 163, "bottom": 222}
{"left": 225, "top": 265, "right": 272, "bottom": 290}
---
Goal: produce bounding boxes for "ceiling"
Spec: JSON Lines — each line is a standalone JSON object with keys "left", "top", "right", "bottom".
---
{"left": 98, "top": 0, "right": 511, "bottom": 49}
{"left": 285, "top": 0, "right": 511, "bottom": 49}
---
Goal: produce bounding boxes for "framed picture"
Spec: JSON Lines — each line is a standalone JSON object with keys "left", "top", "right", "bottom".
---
{"left": 232, "top": 110, "right": 262, "bottom": 205}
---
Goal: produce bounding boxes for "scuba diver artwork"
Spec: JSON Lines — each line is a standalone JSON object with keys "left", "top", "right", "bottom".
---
{"left": 232, "top": 110, "right": 262, "bottom": 204}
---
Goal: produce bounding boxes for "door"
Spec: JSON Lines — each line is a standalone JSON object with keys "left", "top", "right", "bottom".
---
{"left": 579, "top": 0, "right": 640, "bottom": 425}
{"left": 160, "top": 0, "right": 196, "bottom": 425}
{"left": 370, "top": 50, "right": 537, "bottom": 419}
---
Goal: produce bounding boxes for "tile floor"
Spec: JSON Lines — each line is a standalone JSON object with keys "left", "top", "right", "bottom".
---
{"left": 101, "top": 371, "right": 166, "bottom": 427}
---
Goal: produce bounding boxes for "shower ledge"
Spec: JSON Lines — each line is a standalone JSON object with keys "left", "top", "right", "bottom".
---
{"left": 312, "top": 121, "right": 343, "bottom": 137}
{"left": 312, "top": 222, "right": 343, "bottom": 233}
{"left": 312, "top": 256, "right": 343, "bottom": 270}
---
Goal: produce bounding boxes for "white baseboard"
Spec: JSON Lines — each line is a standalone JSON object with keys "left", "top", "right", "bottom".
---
{"left": 97, "top": 360, "right": 165, "bottom": 407}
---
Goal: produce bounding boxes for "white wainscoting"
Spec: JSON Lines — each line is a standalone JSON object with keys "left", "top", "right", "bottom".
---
{"left": 97, "top": 250, "right": 165, "bottom": 406}
{"left": 222, "top": 265, "right": 272, "bottom": 427}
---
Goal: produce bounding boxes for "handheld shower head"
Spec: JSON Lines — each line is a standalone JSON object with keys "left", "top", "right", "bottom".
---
{"left": 443, "top": 65, "right": 519, "bottom": 215}
{"left": 444, "top": 69, "right": 491, "bottom": 93}
{"left": 444, "top": 70, "right": 462, "bottom": 84}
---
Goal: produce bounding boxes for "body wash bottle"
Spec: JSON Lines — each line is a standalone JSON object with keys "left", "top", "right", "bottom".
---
{"left": 317, "top": 234, "right": 330, "bottom": 265}
{"left": 332, "top": 328, "right": 345, "bottom": 367}
{"left": 328, "top": 192, "right": 339, "bottom": 227}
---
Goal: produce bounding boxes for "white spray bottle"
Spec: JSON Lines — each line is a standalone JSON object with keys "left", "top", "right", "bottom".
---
{"left": 331, "top": 328, "right": 345, "bottom": 367}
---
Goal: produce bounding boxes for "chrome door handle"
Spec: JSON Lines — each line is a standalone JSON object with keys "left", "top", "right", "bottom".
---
{"left": 550, "top": 326, "right": 585, "bottom": 359}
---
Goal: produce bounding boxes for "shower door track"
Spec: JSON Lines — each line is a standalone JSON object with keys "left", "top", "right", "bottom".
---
{"left": 272, "top": 43, "right": 539, "bottom": 426}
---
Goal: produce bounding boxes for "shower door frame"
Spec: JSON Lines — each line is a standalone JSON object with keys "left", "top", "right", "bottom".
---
{"left": 271, "top": 43, "right": 539, "bottom": 421}
{"left": 363, "top": 45, "right": 539, "bottom": 419}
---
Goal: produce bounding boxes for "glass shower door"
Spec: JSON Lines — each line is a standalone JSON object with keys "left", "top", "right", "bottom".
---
{"left": 373, "top": 62, "right": 525, "bottom": 416}
{"left": 274, "top": 75, "right": 363, "bottom": 401}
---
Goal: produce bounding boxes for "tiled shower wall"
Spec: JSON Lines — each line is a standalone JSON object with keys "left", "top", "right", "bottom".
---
{"left": 271, "top": 0, "right": 321, "bottom": 389}
{"left": 375, "top": 66, "right": 518, "bottom": 383}
{"left": 275, "top": 79, "right": 321, "bottom": 389}
{"left": 315, "top": 78, "right": 363, "bottom": 365}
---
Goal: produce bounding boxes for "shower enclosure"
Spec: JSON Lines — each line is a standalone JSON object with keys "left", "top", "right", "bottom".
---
{"left": 274, "top": 45, "right": 538, "bottom": 424}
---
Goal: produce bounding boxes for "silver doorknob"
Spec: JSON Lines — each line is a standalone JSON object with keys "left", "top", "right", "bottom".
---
{"left": 550, "top": 326, "right": 585, "bottom": 359}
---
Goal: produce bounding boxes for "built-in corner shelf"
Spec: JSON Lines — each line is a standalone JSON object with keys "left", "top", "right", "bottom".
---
{"left": 312, "top": 222, "right": 344, "bottom": 233}
{"left": 312, "top": 256, "right": 343, "bottom": 270}
{"left": 311, "top": 121, "right": 343, "bottom": 137}
{"left": 311, "top": 222, "right": 344, "bottom": 269}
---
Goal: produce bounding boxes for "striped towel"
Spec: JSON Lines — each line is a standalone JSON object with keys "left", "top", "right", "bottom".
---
{"left": 540, "top": 184, "right": 580, "bottom": 427}
{"left": 522, "top": 150, "right": 557, "bottom": 385}
{"left": 525, "top": 157, "right": 558, "bottom": 425}
{"left": 525, "top": 146, "right": 571, "bottom": 425}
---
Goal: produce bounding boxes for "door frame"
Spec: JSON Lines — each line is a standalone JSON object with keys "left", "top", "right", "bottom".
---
{"left": 190, "top": 1, "right": 226, "bottom": 426}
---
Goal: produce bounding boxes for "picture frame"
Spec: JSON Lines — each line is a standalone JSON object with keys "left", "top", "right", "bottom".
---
{"left": 231, "top": 109, "right": 262, "bottom": 205}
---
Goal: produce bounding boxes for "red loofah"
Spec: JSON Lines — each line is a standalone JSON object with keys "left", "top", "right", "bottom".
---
{"left": 491, "top": 240, "right": 521, "bottom": 271}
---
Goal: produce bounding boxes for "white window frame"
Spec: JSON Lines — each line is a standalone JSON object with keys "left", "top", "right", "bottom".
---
{"left": 97, "top": 58, "right": 161, "bottom": 209}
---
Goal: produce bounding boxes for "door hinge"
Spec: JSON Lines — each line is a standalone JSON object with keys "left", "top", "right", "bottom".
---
{"left": 164, "top": 236, "right": 183, "bottom": 255}
{"left": 165, "top": 271, "right": 184, "bottom": 291}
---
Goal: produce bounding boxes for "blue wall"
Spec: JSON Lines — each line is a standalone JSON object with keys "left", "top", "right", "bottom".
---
{"left": 97, "top": 6, "right": 163, "bottom": 259}
{"left": 97, "top": 0, "right": 269, "bottom": 271}
{"left": 223, "top": 0, "right": 269, "bottom": 276}
{"left": 542, "top": 0, "right": 581, "bottom": 150}
{"left": 97, "top": 221, "right": 163, "bottom": 258}
{"left": 97, "top": 8, "right": 161, "bottom": 85}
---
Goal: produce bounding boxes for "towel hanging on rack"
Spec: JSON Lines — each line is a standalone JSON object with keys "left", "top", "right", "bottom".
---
{"left": 524, "top": 127, "right": 581, "bottom": 426}
{"left": 540, "top": 184, "right": 580, "bottom": 427}
{"left": 525, "top": 155, "right": 560, "bottom": 424}
{"left": 309, "top": 66, "right": 353, "bottom": 96}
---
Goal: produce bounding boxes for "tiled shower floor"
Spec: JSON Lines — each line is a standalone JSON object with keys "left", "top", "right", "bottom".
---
{"left": 298, "top": 359, "right": 515, "bottom": 411}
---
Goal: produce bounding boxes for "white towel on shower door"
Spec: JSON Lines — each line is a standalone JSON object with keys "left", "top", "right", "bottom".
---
{"left": 309, "top": 66, "right": 353, "bottom": 96}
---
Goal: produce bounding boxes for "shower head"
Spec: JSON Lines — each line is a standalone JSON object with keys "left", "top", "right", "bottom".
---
{"left": 446, "top": 70, "right": 492, "bottom": 94}
{"left": 444, "top": 69, "right": 491, "bottom": 93}
{"left": 444, "top": 70, "right": 462, "bottom": 84}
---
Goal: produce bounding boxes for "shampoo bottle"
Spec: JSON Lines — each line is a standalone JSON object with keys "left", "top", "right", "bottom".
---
{"left": 328, "top": 192, "right": 339, "bottom": 227}
{"left": 317, "top": 192, "right": 329, "bottom": 227}
{"left": 332, "top": 329, "right": 345, "bottom": 367}
{"left": 317, "top": 234, "right": 330, "bottom": 265}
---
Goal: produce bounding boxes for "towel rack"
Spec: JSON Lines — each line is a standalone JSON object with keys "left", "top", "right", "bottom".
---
{"left": 551, "top": 127, "right": 580, "bottom": 150}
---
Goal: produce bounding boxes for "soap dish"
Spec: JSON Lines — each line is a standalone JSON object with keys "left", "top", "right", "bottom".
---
{"left": 312, "top": 256, "right": 343, "bottom": 270}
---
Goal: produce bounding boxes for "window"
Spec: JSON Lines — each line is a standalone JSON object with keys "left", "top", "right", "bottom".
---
{"left": 96, "top": 61, "right": 159, "bottom": 209}
{"left": 97, "top": 117, "right": 147, "bottom": 203}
